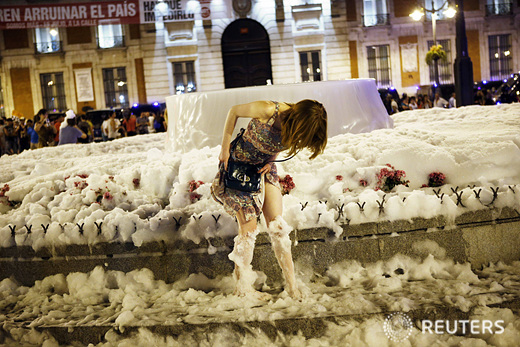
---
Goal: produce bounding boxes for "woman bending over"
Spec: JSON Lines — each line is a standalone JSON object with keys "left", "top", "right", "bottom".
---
{"left": 212, "top": 99, "right": 327, "bottom": 299}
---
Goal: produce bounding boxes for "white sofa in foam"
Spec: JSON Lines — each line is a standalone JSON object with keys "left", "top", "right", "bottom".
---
{"left": 165, "top": 79, "right": 393, "bottom": 152}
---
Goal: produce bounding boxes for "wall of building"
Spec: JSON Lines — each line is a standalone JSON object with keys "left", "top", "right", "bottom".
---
{"left": 0, "top": 0, "right": 519, "bottom": 118}
{"left": 348, "top": 0, "right": 520, "bottom": 96}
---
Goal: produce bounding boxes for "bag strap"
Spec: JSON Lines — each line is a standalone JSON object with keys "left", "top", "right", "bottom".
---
{"left": 229, "top": 128, "right": 245, "bottom": 159}
{"left": 266, "top": 151, "right": 299, "bottom": 164}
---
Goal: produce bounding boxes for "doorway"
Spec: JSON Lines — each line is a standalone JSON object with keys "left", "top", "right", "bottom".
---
{"left": 221, "top": 19, "right": 273, "bottom": 88}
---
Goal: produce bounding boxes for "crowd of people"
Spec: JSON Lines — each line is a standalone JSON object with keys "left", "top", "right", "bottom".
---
{"left": 383, "top": 91, "right": 457, "bottom": 115}
{"left": 382, "top": 87, "right": 512, "bottom": 115}
{"left": 0, "top": 108, "right": 167, "bottom": 156}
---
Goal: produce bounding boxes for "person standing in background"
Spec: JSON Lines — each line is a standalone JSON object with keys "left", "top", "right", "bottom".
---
{"left": 383, "top": 94, "right": 393, "bottom": 115}
{"left": 26, "top": 119, "right": 39, "bottom": 149}
{"left": 449, "top": 93, "right": 456, "bottom": 108}
{"left": 137, "top": 112, "right": 150, "bottom": 135}
{"left": 153, "top": 112, "right": 167, "bottom": 132}
{"left": 34, "top": 109, "right": 56, "bottom": 147}
{"left": 400, "top": 94, "right": 411, "bottom": 111}
{"left": 123, "top": 113, "right": 137, "bottom": 136}
{"left": 77, "top": 115, "right": 93, "bottom": 143}
{"left": 391, "top": 96, "right": 399, "bottom": 114}
{"left": 19, "top": 118, "right": 30, "bottom": 152}
{"left": 0, "top": 118, "right": 6, "bottom": 156}
{"left": 3, "top": 118, "right": 20, "bottom": 155}
{"left": 101, "top": 117, "right": 110, "bottom": 141}
{"left": 409, "top": 96, "right": 418, "bottom": 110}
{"left": 433, "top": 93, "right": 448, "bottom": 108}
{"left": 53, "top": 114, "right": 65, "bottom": 145}
{"left": 148, "top": 112, "right": 156, "bottom": 134}
{"left": 58, "top": 110, "right": 87, "bottom": 145}
{"left": 106, "top": 111, "right": 123, "bottom": 141}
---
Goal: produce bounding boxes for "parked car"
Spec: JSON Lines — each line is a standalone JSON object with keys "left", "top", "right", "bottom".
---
{"left": 85, "top": 108, "right": 125, "bottom": 142}
{"left": 130, "top": 103, "right": 165, "bottom": 117}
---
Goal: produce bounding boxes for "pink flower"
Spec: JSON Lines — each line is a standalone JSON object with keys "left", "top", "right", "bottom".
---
{"left": 103, "top": 192, "right": 113, "bottom": 200}
{"left": 336, "top": 175, "right": 343, "bottom": 181}
{"left": 188, "top": 180, "right": 204, "bottom": 193}
{"left": 74, "top": 181, "right": 88, "bottom": 190}
{"left": 280, "top": 175, "right": 295, "bottom": 195}
{"left": 427, "top": 172, "right": 446, "bottom": 187}
{"left": 359, "top": 179, "right": 368, "bottom": 187}
{"left": 0, "top": 184, "right": 10, "bottom": 197}
{"left": 376, "top": 164, "right": 409, "bottom": 192}
{"left": 190, "top": 192, "right": 202, "bottom": 203}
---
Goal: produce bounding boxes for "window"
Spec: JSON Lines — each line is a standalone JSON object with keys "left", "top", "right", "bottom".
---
{"left": 0, "top": 77, "right": 4, "bottom": 118}
{"left": 488, "top": 34, "right": 513, "bottom": 81}
{"left": 425, "top": 0, "right": 448, "bottom": 20}
{"left": 172, "top": 61, "right": 197, "bottom": 94}
{"left": 102, "top": 67, "right": 129, "bottom": 108}
{"left": 367, "top": 45, "right": 391, "bottom": 88}
{"left": 40, "top": 73, "right": 66, "bottom": 111}
{"left": 97, "top": 24, "right": 124, "bottom": 48}
{"left": 427, "top": 39, "right": 453, "bottom": 84}
{"left": 486, "top": 0, "right": 513, "bottom": 15}
{"left": 363, "top": 0, "right": 389, "bottom": 27}
{"left": 299, "top": 51, "right": 322, "bottom": 82}
{"left": 34, "top": 28, "right": 61, "bottom": 54}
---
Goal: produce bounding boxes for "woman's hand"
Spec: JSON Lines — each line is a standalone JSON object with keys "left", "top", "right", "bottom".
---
{"left": 219, "top": 149, "right": 230, "bottom": 171}
{"left": 257, "top": 163, "right": 271, "bottom": 175}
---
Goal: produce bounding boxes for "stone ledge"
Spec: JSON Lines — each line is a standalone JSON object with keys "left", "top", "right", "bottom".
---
{"left": 1, "top": 207, "right": 517, "bottom": 260}
{"left": 1, "top": 207, "right": 519, "bottom": 286}
{"left": 3, "top": 298, "right": 517, "bottom": 345}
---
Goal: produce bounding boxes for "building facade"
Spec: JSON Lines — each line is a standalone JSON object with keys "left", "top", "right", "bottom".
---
{"left": 0, "top": 0, "right": 519, "bottom": 119}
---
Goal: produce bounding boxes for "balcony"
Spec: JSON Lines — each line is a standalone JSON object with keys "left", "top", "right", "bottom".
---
{"left": 362, "top": 14, "right": 390, "bottom": 27}
{"left": 486, "top": 2, "right": 513, "bottom": 15}
{"left": 34, "top": 41, "right": 63, "bottom": 54}
{"left": 96, "top": 36, "right": 125, "bottom": 49}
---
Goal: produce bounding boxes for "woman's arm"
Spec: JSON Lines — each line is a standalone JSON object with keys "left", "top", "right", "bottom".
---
{"left": 75, "top": 126, "right": 87, "bottom": 139}
{"left": 219, "top": 101, "right": 272, "bottom": 169}
{"left": 258, "top": 153, "right": 278, "bottom": 175}
{"left": 34, "top": 121, "right": 43, "bottom": 132}
{"left": 219, "top": 101, "right": 274, "bottom": 170}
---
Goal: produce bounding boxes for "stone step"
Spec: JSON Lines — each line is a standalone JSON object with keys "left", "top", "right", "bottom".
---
{"left": 1, "top": 207, "right": 519, "bottom": 287}
{"left": 3, "top": 298, "right": 518, "bottom": 345}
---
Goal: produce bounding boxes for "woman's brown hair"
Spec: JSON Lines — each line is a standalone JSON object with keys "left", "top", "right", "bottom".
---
{"left": 280, "top": 99, "right": 327, "bottom": 159}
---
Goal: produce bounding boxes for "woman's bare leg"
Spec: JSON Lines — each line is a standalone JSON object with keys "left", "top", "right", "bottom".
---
{"left": 229, "top": 209, "right": 267, "bottom": 297}
{"left": 262, "top": 182, "right": 302, "bottom": 299}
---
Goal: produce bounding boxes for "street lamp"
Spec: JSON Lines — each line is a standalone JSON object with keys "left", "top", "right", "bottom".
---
{"left": 410, "top": 1, "right": 456, "bottom": 90}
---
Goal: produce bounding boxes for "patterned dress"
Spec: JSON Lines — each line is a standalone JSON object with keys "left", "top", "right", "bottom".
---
{"left": 211, "top": 102, "right": 285, "bottom": 222}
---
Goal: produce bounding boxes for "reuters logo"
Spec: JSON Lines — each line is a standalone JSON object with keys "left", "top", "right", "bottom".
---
{"left": 383, "top": 312, "right": 413, "bottom": 342}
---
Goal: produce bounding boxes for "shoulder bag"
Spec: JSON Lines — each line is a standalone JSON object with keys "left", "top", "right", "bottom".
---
{"left": 223, "top": 128, "right": 296, "bottom": 193}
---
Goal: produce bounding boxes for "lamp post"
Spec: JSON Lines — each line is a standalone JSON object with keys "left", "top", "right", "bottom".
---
{"left": 453, "top": 0, "right": 474, "bottom": 106}
{"left": 410, "top": 1, "right": 456, "bottom": 93}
